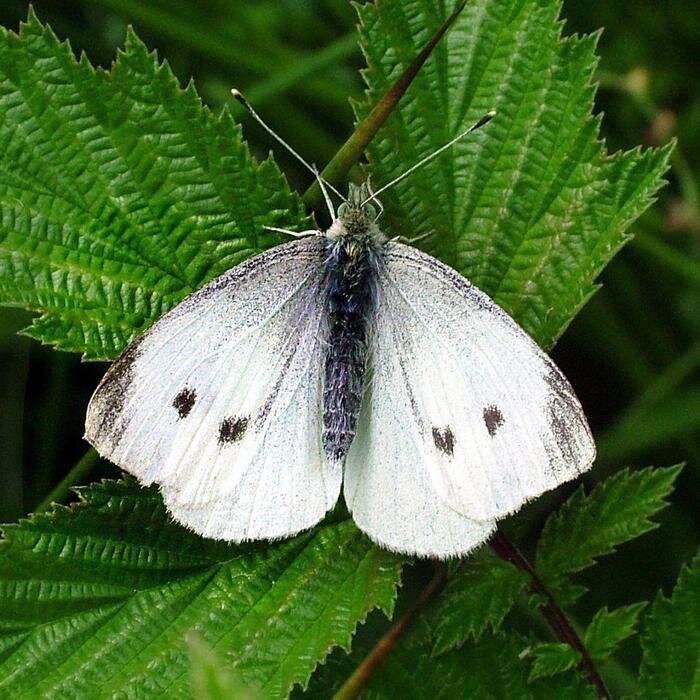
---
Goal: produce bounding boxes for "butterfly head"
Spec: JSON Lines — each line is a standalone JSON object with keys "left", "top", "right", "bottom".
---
{"left": 331, "top": 181, "right": 381, "bottom": 240}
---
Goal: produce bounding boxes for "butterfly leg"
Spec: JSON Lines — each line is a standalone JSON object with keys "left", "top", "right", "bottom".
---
{"left": 389, "top": 231, "right": 433, "bottom": 245}
{"left": 264, "top": 226, "right": 322, "bottom": 238}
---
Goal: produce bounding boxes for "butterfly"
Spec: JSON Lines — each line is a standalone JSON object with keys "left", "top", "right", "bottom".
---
{"left": 85, "top": 94, "right": 595, "bottom": 558}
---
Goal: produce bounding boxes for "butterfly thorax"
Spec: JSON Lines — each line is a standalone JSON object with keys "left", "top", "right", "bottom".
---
{"left": 321, "top": 183, "right": 386, "bottom": 463}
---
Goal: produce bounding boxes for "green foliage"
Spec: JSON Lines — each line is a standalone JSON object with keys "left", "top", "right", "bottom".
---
{"left": 355, "top": 0, "right": 671, "bottom": 349}
{"left": 188, "top": 632, "right": 261, "bottom": 700}
{"left": 536, "top": 466, "right": 682, "bottom": 602}
{"left": 0, "top": 1, "right": 687, "bottom": 698}
{"left": 0, "top": 480, "right": 401, "bottom": 698}
{"left": 0, "top": 11, "right": 308, "bottom": 360}
{"left": 306, "top": 623, "right": 595, "bottom": 699}
{"left": 639, "top": 550, "right": 700, "bottom": 699}
{"left": 428, "top": 547, "right": 529, "bottom": 656}
{"left": 528, "top": 642, "right": 581, "bottom": 681}
{"left": 583, "top": 603, "right": 646, "bottom": 662}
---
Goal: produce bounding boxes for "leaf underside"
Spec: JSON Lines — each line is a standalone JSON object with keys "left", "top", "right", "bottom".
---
{"left": 583, "top": 602, "right": 647, "bottom": 663}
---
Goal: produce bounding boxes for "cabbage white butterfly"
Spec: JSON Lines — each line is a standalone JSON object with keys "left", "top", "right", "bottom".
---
{"left": 85, "top": 93, "right": 595, "bottom": 557}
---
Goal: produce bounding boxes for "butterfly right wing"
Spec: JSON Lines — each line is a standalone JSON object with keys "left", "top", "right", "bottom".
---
{"left": 343, "top": 275, "right": 496, "bottom": 556}
{"left": 343, "top": 346, "right": 496, "bottom": 557}
{"left": 85, "top": 236, "right": 340, "bottom": 541}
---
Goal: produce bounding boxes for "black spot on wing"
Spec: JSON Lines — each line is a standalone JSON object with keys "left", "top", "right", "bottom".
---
{"left": 173, "top": 388, "right": 196, "bottom": 418}
{"left": 432, "top": 426, "right": 455, "bottom": 457}
{"left": 219, "top": 416, "right": 249, "bottom": 445}
{"left": 483, "top": 405, "right": 505, "bottom": 436}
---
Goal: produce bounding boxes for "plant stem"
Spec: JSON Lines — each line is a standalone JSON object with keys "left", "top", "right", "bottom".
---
{"left": 332, "top": 561, "right": 448, "bottom": 700}
{"left": 489, "top": 528, "right": 611, "bottom": 700}
{"left": 304, "top": 0, "right": 469, "bottom": 208}
{"left": 33, "top": 447, "right": 100, "bottom": 514}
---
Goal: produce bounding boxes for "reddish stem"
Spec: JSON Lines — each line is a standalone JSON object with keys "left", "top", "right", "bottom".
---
{"left": 489, "top": 528, "right": 611, "bottom": 699}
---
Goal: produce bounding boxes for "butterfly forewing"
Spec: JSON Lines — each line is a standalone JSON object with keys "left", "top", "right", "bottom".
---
{"left": 85, "top": 236, "right": 341, "bottom": 541}
{"left": 353, "top": 241, "right": 595, "bottom": 525}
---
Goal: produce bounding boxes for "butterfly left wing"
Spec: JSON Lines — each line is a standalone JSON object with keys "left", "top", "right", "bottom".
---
{"left": 348, "top": 241, "right": 595, "bottom": 528}
{"left": 85, "top": 236, "right": 340, "bottom": 541}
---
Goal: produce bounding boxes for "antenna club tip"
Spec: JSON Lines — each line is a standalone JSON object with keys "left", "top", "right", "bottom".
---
{"left": 230, "top": 89, "right": 249, "bottom": 106}
{"left": 473, "top": 110, "right": 496, "bottom": 129}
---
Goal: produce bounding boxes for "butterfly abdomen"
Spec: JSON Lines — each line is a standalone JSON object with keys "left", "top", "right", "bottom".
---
{"left": 322, "top": 236, "right": 383, "bottom": 463}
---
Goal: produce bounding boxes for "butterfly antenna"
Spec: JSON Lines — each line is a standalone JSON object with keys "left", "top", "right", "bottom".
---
{"left": 231, "top": 89, "right": 344, "bottom": 219}
{"left": 362, "top": 110, "right": 496, "bottom": 205}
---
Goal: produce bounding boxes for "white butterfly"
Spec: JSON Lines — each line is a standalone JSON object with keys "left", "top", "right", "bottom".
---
{"left": 85, "top": 97, "right": 595, "bottom": 558}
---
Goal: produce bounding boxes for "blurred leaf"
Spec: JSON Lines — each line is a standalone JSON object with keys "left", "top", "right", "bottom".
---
{"left": 0, "top": 12, "right": 308, "bottom": 359}
{"left": 429, "top": 547, "right": 529, "bottom": 656}
{"left": 535, "top": 466, "right": 682, "bottom": 603}
{"left": 639, "top": 550, "right": 700, "bottom": 699}
{"left": 0, "top": 480, "right": 401, "bottom": 698}
{"left": 356, "top": 0, "right": 672, "bottom": 350}
{"left": 582, "top": 602, "right": 646, "bottom": 662}
{"left": 528, "top": 642, "right": 580, "bottom": 681}
{"left": 598, "top": 386, "right": 700, "bottom": 464}
{"left": 188, "top": 631, "right": 261, "bottom": 700}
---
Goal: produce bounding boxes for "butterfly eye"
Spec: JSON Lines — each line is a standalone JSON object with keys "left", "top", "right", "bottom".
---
{"left": 337, "top": 203, "right": 348, "bottom": 218}
{"left": 364, "top": 203, "right": 377, "bottom": 220}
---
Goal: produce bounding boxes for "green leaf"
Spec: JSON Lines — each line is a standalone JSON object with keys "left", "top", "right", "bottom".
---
{"left": 429, "top": 547, "right": 529, "bottom": 656}
{"left": 639, "top": 550, "right": 700, "bottom": 699}
{"left": 535, "top": 466, "right": 682, "bottom": 601}
{"left": 188, "top": 631, "right": 261, "bottom": 700}
{"left": 305, "top": 626, "right": 594, "bottom": 699}
{"left": 528, "top": 642, "right": 581, "bottom": 682}
{"left": 0, "top": 480, "right": 402, "bottom": 698}
{"left": 356, "top": 0, "right": 671, "bottom": 348}
{"left": 0, "top": 11, "right": 308, "bottom": 359}
{"left": 583, "top": 603, "right": 646, "bottom": 663}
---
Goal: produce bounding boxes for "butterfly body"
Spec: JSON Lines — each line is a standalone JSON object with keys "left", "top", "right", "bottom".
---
{"left": 322, "top": 183, "right": 386, "bottom": 463}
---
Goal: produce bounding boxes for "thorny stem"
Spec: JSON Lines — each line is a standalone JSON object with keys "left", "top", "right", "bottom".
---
{"left": 489, "top": 528, "right": 611, "bottom": 700}
{"left": 332, "top": 561, "right": 448, "bottom": 700}
{"left": 303, "top": 0, "right": 469, "bottom": 209}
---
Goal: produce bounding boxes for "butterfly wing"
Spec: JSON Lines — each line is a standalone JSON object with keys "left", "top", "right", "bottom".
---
{"left": 85, "top": 236, "right": 340, "bottom": 541}
{"left": 343, "top": 347, "right": 496, "bottom": 556}
{"left": 345, "top": 241, "right": 594, "bottom": 546}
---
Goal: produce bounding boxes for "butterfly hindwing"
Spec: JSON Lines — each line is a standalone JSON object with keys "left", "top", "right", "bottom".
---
{"left": 347, "top": 241, "right": 595, "bottom": 535}
{"left": 85, "top": 236, "right": 341, "bottom": 541}
{"left": 344, "top": 344, "right": 497, "bottom": 556}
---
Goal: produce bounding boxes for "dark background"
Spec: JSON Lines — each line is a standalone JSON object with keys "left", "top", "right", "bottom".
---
{"left": 0, "top": 0, "right": 698, "bottom": 643}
